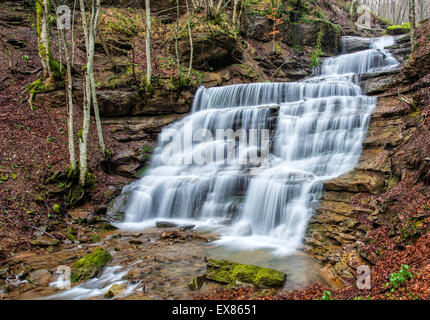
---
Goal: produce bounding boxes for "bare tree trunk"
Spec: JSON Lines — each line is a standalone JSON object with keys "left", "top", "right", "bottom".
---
{"left": 88, "top": 0, "right": 106, "bottom": 156}
{"left": 175, "top": 0, "right": 180, "bottom": 74}
{"left": 59, "top": 18, "right": 76, "bottom": 170}
{"left": 237, "top": 0, "right": 244, "bottom": 29}
{"left": 410, "top": 0, "right": 416, "bottom": 51}
{"left": 78, "top": 0, "right": 106, "bottom": 185}
{"left": 186, "top": 0, "right": 193, "bottom": 78}
{"left": 232, "top": 0, "right": 239, "bottom": 25}
{"left": 145, "top": 0, "right": 152, "bottom": 85}
{"left": 71, "top": 0, "right": 77, "bottom": 69}
{"left": 79, "top": 0, "right": 92, "bottom": 185}
{"left": 215, "top": 0, "right": 223, "bottom": 16}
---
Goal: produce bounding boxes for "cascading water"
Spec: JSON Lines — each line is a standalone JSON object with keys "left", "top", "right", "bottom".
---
{"left": 117, "top": 36, "right": 399, "bottom": 255}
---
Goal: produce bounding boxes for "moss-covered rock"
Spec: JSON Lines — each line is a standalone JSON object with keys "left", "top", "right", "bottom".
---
{"left": 385, "top": 23, "right": 410, "bottom": 35}
{"left": 205, "top": 258, "right": 286, "bottom": 288}
{"left": 71, "top": 248, "right": 111, "bottom": 282}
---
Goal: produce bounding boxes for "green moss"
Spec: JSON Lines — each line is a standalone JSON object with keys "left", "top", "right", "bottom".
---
{"left": 71, "top": 248, "right": 111, "bottom": 282}
{"left": 52, "top": 204, "right": 61, "bottom": 213}
{"left": 92, "top": 234, "right": 101, "bottom": 242}
{"left": 26, "top": 78, "right": 45, "bottom": 95}
{"left": 66, "top": 226, "right": 77, "bottom": 242}
{"left": 310, "top": 27, "right": 324, "bottom": 68}
{"left": 35, "top": 0, "right": 64, "bottom": 81}
{"left": 99, "top": 223, "right": 118, "bottom": 232}
{"left": 385, "top": 23, "right": 410, "bottom": 35}
{"left": 205, "top": 258, "right": 286, "bottom": 288}
{"left": 386, "top": 175, "right": 400, "bottom": 189}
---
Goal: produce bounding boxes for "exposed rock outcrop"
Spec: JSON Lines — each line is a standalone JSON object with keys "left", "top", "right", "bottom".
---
{"left": 240, "top": 15, "right": 271, "bottom": 42}
{"left": 304, "top": 93, "right": 417, "bottom": 285}
{"left": 282, "top": 21, "right": 341, "bottom": 55}
{"left": 177, "top": 34, "right": 242, "bottom": 71}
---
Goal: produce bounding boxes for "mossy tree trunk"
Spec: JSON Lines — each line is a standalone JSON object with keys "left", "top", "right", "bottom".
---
{"left": 29, "top": 0, "right": 63, "bottom": 109}
{"left": 36, "top": 0, "right": 62, "bottom": 81}
{"left": 36, "top": 0, "right": 52, "bottom": 79}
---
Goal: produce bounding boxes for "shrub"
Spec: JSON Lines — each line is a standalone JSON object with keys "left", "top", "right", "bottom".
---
{"left": 385, "top": 265, "right": 413, "bottom": 292}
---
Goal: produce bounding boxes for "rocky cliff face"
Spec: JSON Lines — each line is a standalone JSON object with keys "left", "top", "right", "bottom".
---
{"left": 304, "top": 27, "right": 430, "bottom": 288}
{"left": 304, "top": 94, "right": 415, "bottom": 286}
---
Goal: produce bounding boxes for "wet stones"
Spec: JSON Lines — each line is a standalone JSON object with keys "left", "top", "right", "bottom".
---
{"left": 156, "top": 221, "right": 178, "bottom": 228}
{"left": 105, "top": 284, "right": 125, "bottom": 298}
{"left": 156, "top": 221, "right": 196, "bottom": 231}
{"left": 159, "top": 231, "right": 185, "bottom": 242}
{"left": 129, "top": 239, "right": 143, "bottom": 245}
{"left": 28, "top": 269, "right": 52, "bottom": 286}
{"left": 31, "top": 236, "right": 60, "bottom": 247}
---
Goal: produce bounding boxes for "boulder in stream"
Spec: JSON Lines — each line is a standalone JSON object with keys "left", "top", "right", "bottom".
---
{"left": 71, "top": 248, "right": 111, "bottom": 282}
{"left": 156, "top": 221, "right": 178, "bottom": 228}
{"left": 205, "top": 258, "right": 286, "bottom": 288}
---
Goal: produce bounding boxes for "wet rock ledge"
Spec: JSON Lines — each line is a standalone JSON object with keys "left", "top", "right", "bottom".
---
{"left": 304, "top": 94, "right": 416, "bottom": 287}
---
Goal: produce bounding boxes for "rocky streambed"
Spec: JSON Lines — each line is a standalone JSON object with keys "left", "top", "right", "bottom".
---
{"left": 0, "top": 213, "right": 323, "bottom": 300}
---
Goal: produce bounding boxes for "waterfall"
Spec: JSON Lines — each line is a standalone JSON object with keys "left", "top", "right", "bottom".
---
{"left": 117, "top": 36, "right": 399, "bottom": 255}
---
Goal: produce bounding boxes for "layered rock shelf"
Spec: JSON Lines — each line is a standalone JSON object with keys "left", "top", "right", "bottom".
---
{"left": 304, "top": 92, "right": 416, "bottom": 285}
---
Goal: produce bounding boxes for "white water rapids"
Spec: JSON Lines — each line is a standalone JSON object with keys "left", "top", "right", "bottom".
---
{"left": 116, "top": 36, "right": 399, "bottom": 255}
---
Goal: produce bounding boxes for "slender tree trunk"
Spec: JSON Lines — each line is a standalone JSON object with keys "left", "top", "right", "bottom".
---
{"left": 215, "top": 0, "right": 223, "bottom": 17}
{"left": 237, "top": 0, "right": 244, "bottom": 29}
{"left": 145, "top": 0, "right": 152, "bottom": 85}
{"left": 175, "top": 0, "right": 180, "bottom": 74}
{"left": 36, "top": 0, "right": 52, "bottom": 79}
{"left": 78, "top": 0, "right": 106, "bottom": 185}
{"left": 410, "top": 0, "right": 416, "bottom": 51}
{"left": 232, "top": 0, "right": 239, "bottom": 25}
{"left": 60, "top": 23, "right": 76, "bottom": 170}
{"left": 88, "top": 0, "right": 106, "bottom": 156}
{"left": 71, "top": 0, "right": 77, "bottom": 69}
{"left": 186, "top": 0, "right": 193, "bottom": 78}
{"left": 349, "top": 0, "right": 355, "bottom": 18}
{"left": 79, "top": 0, "right": 92, "bottom": 185}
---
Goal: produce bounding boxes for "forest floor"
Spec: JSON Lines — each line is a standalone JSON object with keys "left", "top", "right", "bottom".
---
{"left": 0, "top": 3, "right": 133, "bottom": 262}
